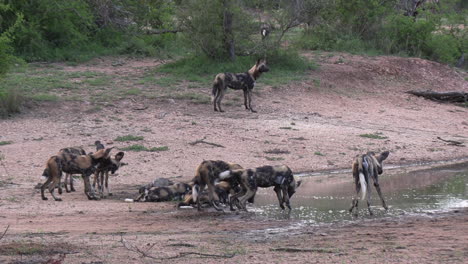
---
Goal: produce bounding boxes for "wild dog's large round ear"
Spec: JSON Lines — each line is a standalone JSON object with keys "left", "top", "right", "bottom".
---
{"left": 379, "top": 151, "right": 390, "bottom": 162}
{"left": 256, "top": 58, "right": 261, "bottom": 65}
{"left": 115, "top": 151, "right": 124, "bottom": 161}
{"left": 296, "top": 179, "right": 302, "bottom": 188}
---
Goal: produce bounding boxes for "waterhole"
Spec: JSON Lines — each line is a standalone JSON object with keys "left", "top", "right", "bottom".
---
{"left": 252, "top": 162, "right": 468, "bottom": 224}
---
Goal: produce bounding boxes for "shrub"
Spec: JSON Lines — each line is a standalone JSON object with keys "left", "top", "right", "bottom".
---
{"left": 425, "top": 34, "right": 462, "bottom": 64}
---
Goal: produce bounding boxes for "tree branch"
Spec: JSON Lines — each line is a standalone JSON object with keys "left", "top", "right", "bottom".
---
{"left": 189, "top": 137, "right": 225, "bottom": 148}
{"left": 0, "top": 225, "right": 10, "bottom": 241}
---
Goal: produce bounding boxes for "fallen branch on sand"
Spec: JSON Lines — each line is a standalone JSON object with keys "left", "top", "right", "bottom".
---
{"left": 270, "top": 247, "right": 337, "bottom": 253}
{"left": 406, "top": 90, "right": 468, "bottom": 103}
{"left": 437, "top": 137, "right": 465, "bottom": 147}
{"left": 189, "top": 136, "right": 225, "bottom": 148}
{"left": 120, "top": 236, "right": 235, "bottom": 260}
{"left": 0, "top": 225, "right": 10, "bottom": 241}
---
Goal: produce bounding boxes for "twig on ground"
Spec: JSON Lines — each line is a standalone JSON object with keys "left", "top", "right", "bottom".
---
{"left": 437, "top": 137, "right": 464, "bottom": 146}
{"left": 270, "top": 247, "right": 337, "bottom": 253}
{"left": 189, "top": 136, "right": 225, "bottom": 148}
{"left": 0, "top": 225, "right": 10, "bottom": 241}
{"left": 119, "top": 235, "right": 235, "bottom": 260}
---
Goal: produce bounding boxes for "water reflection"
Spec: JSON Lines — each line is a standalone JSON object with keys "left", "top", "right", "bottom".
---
{"left": 252, "top": 162, "right": 468, "bottom": 224}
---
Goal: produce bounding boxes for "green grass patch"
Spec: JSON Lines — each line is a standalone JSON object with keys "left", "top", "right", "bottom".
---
{"left": 0, "top": 141, "right": 13, "bottom": 146}
{"left": 314, "top": 151, "right": 325, "bottom": 156}
{"left": 115, "top": 135, "right": 144, "bottom": 142}
{"left": 0, "top": 87, "right": 22, "bottom": 117}
{"left": 359, "top": 133, "right": 388, "bottom": 140}
{"left": 120, "top": 144, "right": 169, "bottom": 152}
{"left": 31, "top": 93, "right": 59, "bottom": 101}
{"left": 122, "top": 88, "right": 142, "bottom": 96}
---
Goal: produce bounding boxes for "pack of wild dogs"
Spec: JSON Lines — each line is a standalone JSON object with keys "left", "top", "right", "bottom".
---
{"left": 39, "top": 59, "right": 391, "bottom": 216}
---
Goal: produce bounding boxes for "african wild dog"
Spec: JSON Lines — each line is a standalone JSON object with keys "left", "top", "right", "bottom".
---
{"left": 178, "top": 181, "right": 232, "bottom": 208}
{"left": 212, "top": 59, "right": 269, "bottom": 113}
{"left": 60, "top": 147, "right": 86, "bottom": 193}
{"left": 220, "top": 165, "right": 301, "bottom": 211}
{"left": 349, "top": 151, "right": 390, "bottom": 216}
{"left": 40, "top": 148, "right": 113, "bottom": 201}
{"left": 136, "top": 182, "right": 191, "bottom": 202}
{"left": 191, "top": 160, "right": 243, "bottom": 211}
{"left": 91, "top": 141, "right": 126, "bottom": 198}
{"left": 93, "top": 151, "right": 125, "bottom": 198}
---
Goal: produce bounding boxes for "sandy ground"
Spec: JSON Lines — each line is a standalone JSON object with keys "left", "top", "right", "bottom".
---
{"left": 0, "top": 53, "right": 467, "bottom": 263}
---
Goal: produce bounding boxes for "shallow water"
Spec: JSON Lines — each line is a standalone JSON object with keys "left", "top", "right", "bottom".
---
{"left": 252, "top": 162, "right": 468, "bottom": 224}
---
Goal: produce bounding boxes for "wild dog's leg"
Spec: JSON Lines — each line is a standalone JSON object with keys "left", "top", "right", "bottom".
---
{"left": 247, "top": 90, "right": 256, "bottom": 113}
{"left": 373, "top": 176, "right": 388, "bottom": 211}
{"left": 274, "top": 186, "right": 285, "bottom": 210}
{"left": 207, "top": 183, "right": 223, "bottom": 211}
{"left": 366, "top": 179, "right": 373, "bottom": 216}
{"left": 69, "top": 174, "right": 76, "bottom": 192}
{"left": 216, "top": 88, "right": 226, "bottom": 112}
{"left": 105, "top": 171, "right": 112, "bottom": 196}
{"left": 349, "top": 174, "right": 361, "bottom": 216}
{"left": 48, "top": 173, "right": 62, "bottom": 201}
{"left": 83, "top": 175, "right": 98, "bottom": 200}
{"left": 57, "top": 177, "right": 63, "bottom": 195}
{"left": 64, "top": 173, "right": 70, "bottom": 193}
{"left": 281, "top": 185, "right": 291, "bottom": 210}
{"left": 238, "top": 188, "right": 256, "bottom": 211}
{"left": 229, "top": 189, "right": 245, "bottom": 211}
{"left": 98, "top": 171, "right": 104, "bottom": 197}
{"left": 41, "top": 176, "right": 53, "bottom": 200}
{"left": 243, "top": 89, "right": 249, "bottom": 110}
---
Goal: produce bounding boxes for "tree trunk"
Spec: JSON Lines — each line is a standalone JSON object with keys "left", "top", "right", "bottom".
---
{"left": 223, "top": 0, "right": 235, "bottom": 61}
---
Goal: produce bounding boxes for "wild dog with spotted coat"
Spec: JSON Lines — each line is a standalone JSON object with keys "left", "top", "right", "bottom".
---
{"left": 136, "top": 182, "right": 191, "bottom": 202}
{"left": 220, "top": 165, "right": 301, "bottom": 211}
{"left": 61, "top": 147, "right": 86, "bottom": 193}
{"left": 91, "top": 141, "right": 126, "bottom": 198}
{"left": 40, "top": 148, "right": 113, "bottom": 201}
{"left": 191, "top": 160, "right": 243, "bottom": 211}
{"left": 349, "top": 151, "right": 390, "bottom": 216}
{"left": 178, "top": 181, "right": 232, "bottom": 208}
{"left": 212, "top": 59, "right": 269, "bottom": 112}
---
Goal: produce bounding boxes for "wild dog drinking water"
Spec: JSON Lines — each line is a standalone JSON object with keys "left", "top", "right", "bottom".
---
{"left": 211, "top": 59, "right": 269, "bottom": 112}
{"left": 40, "top": 148, "right": 113, "bottom": 201}
{"left": 349, "top": 151, "right": 390, "bottom": 216}
{"left": 191, "top": 160, "right": 243, "bottom": 211}
{"left": 220, "top": 165, "right": 301, "bottom": 211}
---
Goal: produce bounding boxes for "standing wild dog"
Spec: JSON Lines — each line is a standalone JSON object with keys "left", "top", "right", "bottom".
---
{"left": 93, "top": 151, "right": 125, "bottom": 198}
{"left": 60, "top": 147, "right": 86, "bottom": 193}
{"left": 220, "top": 165, "right": 301, "bottom": 211}
{"left": 349, "top": 151, "right": 390, "bottom": 216}
{"left": 41, "top": 148, "right": 113, "bottom": 201}
{"left": 191, "top": 160, "right": 243, "bottom": 211}
{"left": 212, "top": 59, "right": 269, "bottom": 112}
{"left": 91, "top": 141, "right": 126, "bottom": 198}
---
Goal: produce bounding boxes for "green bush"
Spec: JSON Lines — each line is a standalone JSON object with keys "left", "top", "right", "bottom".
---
{"left": 426, "top": 34, "right": 462, "bottom": 64}
{"left": 0, "top": 87, "right": 22, "bottom": 118}
{"left": 381, "top": 15, "right": 437, "bottom": 57}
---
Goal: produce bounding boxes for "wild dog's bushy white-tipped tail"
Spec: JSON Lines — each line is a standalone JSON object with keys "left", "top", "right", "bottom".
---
{"left": 192, "top": 184, "right": 199, "bottom": 202}
{"left": 41, "top": 176, "right": 47, "bottom": 180}
{"left": 359, "top": 172, "right": 367, "bottom": 201}
{"left": 219, "top": 170, "right": 231, "bottom": 180}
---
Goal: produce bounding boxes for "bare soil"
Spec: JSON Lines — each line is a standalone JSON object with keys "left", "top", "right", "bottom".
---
{"left": 0, "top": 53, "right": 467, "bottom": 263}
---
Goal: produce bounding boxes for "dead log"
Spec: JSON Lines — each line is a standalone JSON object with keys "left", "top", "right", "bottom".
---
{"left": 406, "top": 90, "right": 468, "bottom": 103}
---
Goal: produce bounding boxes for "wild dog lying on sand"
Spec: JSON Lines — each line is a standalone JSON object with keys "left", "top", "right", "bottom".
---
{"left": 220, "top": 165, "right": 301, "bottom": 211}
{"left": 41, "top": 148, "right": 113, "bottom": 201}
{"left": 212, "top": 59, "right": 269, "bottom": 112}
{"left": 349, "top": 151, "right": 390, "bottom": 216}
{"left": 136, "top": 182, "right": 191, "bottom": 202}
{"left": 191, "top": 160, "right": 243, "bottom": 211}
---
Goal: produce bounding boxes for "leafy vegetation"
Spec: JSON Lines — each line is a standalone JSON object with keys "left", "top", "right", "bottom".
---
{"left": 115, "top": 135, "right": 144, "bottom": 142}
{"left": 120, "top": 144, "right": 169, "bottom": 152}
